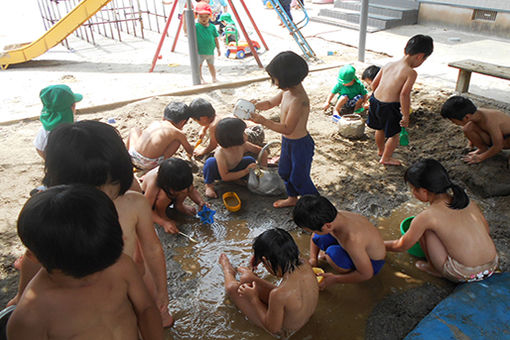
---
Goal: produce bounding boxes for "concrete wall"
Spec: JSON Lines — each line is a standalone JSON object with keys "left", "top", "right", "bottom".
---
{"left": 418, "top": 2, "right": 510, "bottom": 39}
{"left": 418, "top": 0, "right": 510, "bottom": 12}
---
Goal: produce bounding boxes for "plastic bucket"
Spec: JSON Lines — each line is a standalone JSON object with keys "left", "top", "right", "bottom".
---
{"left": 233, "top": 99, "right": 255, "bottom": 120}
{"left": 400, "top": 216, "right": 426, "bottom": 258}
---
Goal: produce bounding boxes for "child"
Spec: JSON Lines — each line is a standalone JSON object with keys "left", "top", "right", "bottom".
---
{"left": 203, "top": 117, "right": 266, "bottom": 198}
{"left": 195, "top": 2, "right": 220, "bottom": 83}
{"left": 127, "top": 101, "right": 193, "bottom": 171}
{"left": 219, "top": 13, "right": 238, "bottom": 44}
{"left": 440, "top": 96, "right": 510, "bottom": 164}
{"left": 9, "top": 121, "right": 173, "bottom": 327}
{"left": 219, "top": 228, "right": 318, "bottom": 337}
{"left": 293, "top": 195, "right": 386, "bottom": 288}
{"left": 33, "top": 84, "right": 82, "bottom": 159}
{"left": 250, "top": 51, "right": 318, "bottom": 208}
{"left": 361, "top": 65, "right": 380, "bottom": 110}
{"left": 7, "top": 185, "right": 164, "bottom": 340}
{"left": 189, "top": 98, "right": 218, "bottom": 157}
{"left": 323, "top": 64, "right": 368, "bottom": 115}
{"left": 141, "top": 157, "right": 207, "bottom": 234}
{"left": 368, "top": 34, "right": 433, "bottom": 166}
{"left": 385, "top": 159, "right": 498, "bottom": 282}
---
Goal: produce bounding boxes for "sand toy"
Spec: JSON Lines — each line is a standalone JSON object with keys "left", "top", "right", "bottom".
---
{"left": 222, "top": 192, "right": 241, "bottom": 212}
{"left": 197, "top": 205, "right": 216, "bottom": 224}
{"left": 312, "top": 267, "right": 325, "bottom": 283}
{"left": 400, "top": 127, "right": 409, "bottom": 146}
{"left": 247, "top": 141, "right": 286, "bottom": 196}
{"left": 400, "top": 216, "right": 425, "bottom": 258}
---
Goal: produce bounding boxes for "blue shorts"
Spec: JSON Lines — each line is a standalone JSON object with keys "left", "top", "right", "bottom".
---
{"left": 367, "top": 95, "right": 402, "bottom": 138}
{"left": 313, "top": 233, "right": 385, "bottom": 275}
{"left": 203, "top": 156, "right": 255, "bottom": 184}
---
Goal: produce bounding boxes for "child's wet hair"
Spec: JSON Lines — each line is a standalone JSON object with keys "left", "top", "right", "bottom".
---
{"left": 362, "top": 65, "right": 380, "bottom": 81}
{"left": 293, "top": 195, "right": 337, "bottom": 231}
{"left": 189, "top": 98, "right": 216, "bottom": 119}
{"left": 17, "top": 185, "right": 124, "bottom": 278}
{"left": 404, "top": 34, "right": 434, "bottom": 57}
{"left": 215, "top": 117, "right": 246, "bottom": 148}
{"left": 265, "top": 51, "right": 309, "bottom": 89}
{"left": 43, "top": 120, "right": 133, "bottom": 195}
{"left": 157, "top": 157, "right": 193, "bottom": 195}
{"left": 440, "top": 96, "right": 477, "bottom": 121}
{"left": 252, "top": 228, "right": 300, "bottom": 275}
{"left": 164, "top": 101, "right": 191, "bottom": 123}
{"left": 405, "top": 159, "right": 469, "bottom": 209}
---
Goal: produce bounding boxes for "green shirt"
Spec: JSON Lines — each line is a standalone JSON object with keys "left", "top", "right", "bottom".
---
{"left": 196, "top": 22, "right": 219, "bottom": 55}
{"left": 331, "top": 78, "right": 367, "bottom": 99}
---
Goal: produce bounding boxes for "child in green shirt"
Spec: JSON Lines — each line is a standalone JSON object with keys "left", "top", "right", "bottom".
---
{"left": 323, "top": 64, "right": 367, "bottom": 115}
{"left": 195, "top": 2, "right": 220, "bottom": 84}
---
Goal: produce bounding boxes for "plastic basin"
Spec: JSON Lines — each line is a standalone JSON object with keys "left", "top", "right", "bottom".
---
{"left": 222, "top": 192, "right": 241, "bottom": 212}
{"left": 400, "top": 216, "right": 426, "bottom": 258}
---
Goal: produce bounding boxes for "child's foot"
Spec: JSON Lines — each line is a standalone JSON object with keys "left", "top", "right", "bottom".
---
{"left": 273, "top": 196, "right": 298, "bottom": 208}
{"left": 219, "top": 253, "right": 237, "bottom": 278}
{"left": 212, "top": 77, "right": 218, "bottom": 83}
{"left": 379, "top": 157, "right": 401, "bottom": 166}
{"left": 415, "top": 260, "right": 442, "bottom": 277}
{"left": 205, "top": 184, "right": 218, "bottom": 198}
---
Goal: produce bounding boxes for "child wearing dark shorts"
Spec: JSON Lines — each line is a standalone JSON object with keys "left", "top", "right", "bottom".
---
{"left": 367, "top": 97, "right": 402, "bottom": 139}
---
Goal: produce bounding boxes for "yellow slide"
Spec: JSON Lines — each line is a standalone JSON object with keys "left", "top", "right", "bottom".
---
{"left": 0, "top": 0, "right": 113, "bottom": 70}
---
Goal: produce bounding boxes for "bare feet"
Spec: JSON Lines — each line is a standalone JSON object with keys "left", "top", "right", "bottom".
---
{"left": 273, "top": 196, "right": 298, "bottom": 208}
{"left": 379, "top": 157, "right": 401, "bottom": 166}
{"left": 219, "top": 253, "right": 237, "bottom": 278}
{"left": 205, "top": 184, "right": 218, "bottom": 198}
{"left": 415, "top": 260, "right": 442, "bottom": 277}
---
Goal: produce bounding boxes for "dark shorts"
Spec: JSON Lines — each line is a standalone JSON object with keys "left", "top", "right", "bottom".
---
{"left": 339, "top": 94, "right": 364, "bottom": 108}
{"left": 367, "top": 95, "right": 402, "bottom": 138}
{"left": 313, "top": 233, "right": 385, "bottom": 275}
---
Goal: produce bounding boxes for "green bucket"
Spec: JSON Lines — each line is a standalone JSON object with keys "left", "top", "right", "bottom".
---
{"left": 400, "top": 216, "right": 426, "bottom": 258}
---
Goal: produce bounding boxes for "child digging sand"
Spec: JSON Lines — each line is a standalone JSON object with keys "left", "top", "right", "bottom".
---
{"left": 250, "top": 51, "right": 318, "bottom": 208}
{"left": 440, "top": 96, "right": 510, "bottom": 164}
{"left": 127, "top": 101, "right": 193, "bottom": 171}
{"left": 7, "top": 185, "right": 163, "bottom": 340}
{"left": 323, "top": 64, "right": 368, "bottom": 115}
{"left": 368, "top": 34, "right": 433, "bottom": 165}
{"left": 219, "top": 228, "right": 318, "bottom": 337}
{"left": 203, "top": 117, "right": 267, "bottom": 198}
{"left": 385, "top": 159, "right": 498, "bottom": 282}
{"left": 293, "top": 195, "right": 386, "bottom": 289}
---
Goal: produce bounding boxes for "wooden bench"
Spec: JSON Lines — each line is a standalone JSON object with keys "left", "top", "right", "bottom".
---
{"left": 448, "top": 59, "right": 510, "bottom": 93}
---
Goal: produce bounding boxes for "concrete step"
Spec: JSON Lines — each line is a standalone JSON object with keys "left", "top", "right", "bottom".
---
{"left": 318, "top": 7, "right": 402, "bottom": 30}
{"left": 309, "top": 15, "right": 382, "bottom": 32}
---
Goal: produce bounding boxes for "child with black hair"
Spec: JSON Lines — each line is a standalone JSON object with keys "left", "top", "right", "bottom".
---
{"left": 293, "top": 195, "right": 386, "bottom": 288}
{"left": 127, "top": 101, "right": 194, "bottom": 171}
{"left": 440, "top": 96, "right": 510, "bottom": 164}
{"left": 219, "top": 228, "right": 318, "bottom": 337}
{"left": 7, "top": 185, "right": 163, "bottom": 340}
{"left": 368, "top": 34, "right": 433, "bottom": 166}
{"left": 9, "top": 121, "right": 173, "bottom": 327}
{"left": 202, "top": 117, "right": 266, "bottom": 198}
{"left": 385, "top": 159, "right": 498, "bottom": 282}
{"left": 250, "top": 51, "right": 318, "bottom": 208}
{"left": 361, "top": 65, "right": 381, "bottom": 110}
{"left": 189, "top": 98, "right": 219, "bottom": 157}
{"left": 141, "top": 157, "right": 207, "bottom": 234}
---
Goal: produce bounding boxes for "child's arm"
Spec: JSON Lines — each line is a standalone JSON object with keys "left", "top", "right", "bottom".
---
{"left": 215, "top": 37, "right": 221, "bottom": 56}
{"left": 252, "top": 92, "right": 283, "bottom": 111}
{"left": 122, "top": 254, "right": 164, "bottom": 340}
{"left": 399, "top": 71, "right": 417, "bottom": 128}
{"left": 385, "top": 214, "right": 426, "bottom": 252}
{"left": 243, "top": 142, "right": 268, "bottom": 166}
{"left": 323, "top": 92, "right": 336, "bottom": 110}
{"left": 144, "top": 181, "right": 179, "bottom": 234}
{"left": 195, "top": 125, "right": 218, "bottom": 157}
{"left": 7, "top": 302, "right": 46, "bottom": 340}
{"left": 466, "top": 122, "right": 505, "bottom": 163}
{"left": 238, "top": 283, "right": 285, "bottom": 334}
{"left": 251, "top": 99, "right": 303, "bottom": 135}
{"left": 216, "top": 152, "right": 257, "bottom": 181}
{"left": 308, "top": 233, "right": 320, "bottom": 267}
{"left": 371, "top": 67, "right": 383, "bottom": 92}
{"left": 176, "top": 131, "right": 194, "bottom": 158}
{"left": 187, "top": 184, "right": 207, "bottom": 208}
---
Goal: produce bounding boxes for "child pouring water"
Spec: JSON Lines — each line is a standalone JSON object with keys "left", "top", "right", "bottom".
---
{"left": 385, "top": 159, "right": 498, "bottom": 282}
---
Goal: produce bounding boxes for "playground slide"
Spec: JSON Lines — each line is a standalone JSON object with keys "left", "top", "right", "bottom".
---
{"left": 0, "top": 0, "right": 113, "bottom": 70}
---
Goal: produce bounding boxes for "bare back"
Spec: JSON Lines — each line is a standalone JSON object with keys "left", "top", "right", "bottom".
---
{"left": 475, "top": 108, "right": 510, "bottom": 138}
{"left": 281, "top": 86, "right": 310, "bottom": 139}
{"left": 373, "top": 59, "right": 417, "bottom": 103}
{"left": 135, "top": 121, "right": 188, "bottom": 159}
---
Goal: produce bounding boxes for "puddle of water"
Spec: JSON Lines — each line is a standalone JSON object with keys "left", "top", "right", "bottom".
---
{"left": 166, "top": 199, "right": 449, "bottom": 340}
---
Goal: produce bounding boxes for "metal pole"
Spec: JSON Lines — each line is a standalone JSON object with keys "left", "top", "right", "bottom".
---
{"left": 358, "top": 0, "right": 368, "bottom": 62}
{"left": 185, "top": 0, "right": 201, "bottom": 85}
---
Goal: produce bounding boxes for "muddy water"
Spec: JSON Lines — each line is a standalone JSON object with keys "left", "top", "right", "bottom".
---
{"left": 165, "top": 199, "right": 448, "bottom": 340}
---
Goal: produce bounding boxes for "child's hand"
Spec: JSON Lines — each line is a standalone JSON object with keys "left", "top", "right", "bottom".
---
{"left": 238, "top": 282, "right": 257, "bottom": 299}
{"left": 247, "top": 163, "right": 257, "bottom": 170}
{"left": 249, "top": 112, "right": 264, "bottom": 124}
{"left": 464, "top": 153, "right": 482, "bottom": 164}
{"left": 400, "top": 116, "right": 409, "bottom": 127}
{"left": 323, "top": 102, "right": 331, "bottom": 111}
{"left": 308, "top": 257, "right": 318, "bottom": 267}
{"left": 238, "top": 266, "right": 258, "bottom": 284}
{"left": 162, "top": 220, "right": 179, "bottom": 234}
{"left": 317, "top": 272, "right": 336, "bottom": 290}
{"left": 217, "top": 49, "right": 221, "bottom": 57}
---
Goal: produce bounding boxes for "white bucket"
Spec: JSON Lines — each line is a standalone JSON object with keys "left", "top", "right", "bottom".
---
{"left": 338, "top": 114, "right": 365, "bottom": 139}
{"left": 233, "top": 99, "right": 255, "bottom": 120}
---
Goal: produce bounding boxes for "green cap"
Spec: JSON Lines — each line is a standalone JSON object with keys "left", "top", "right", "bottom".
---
{"left": 39, "top": 84, "right": 83, "bottom": 131}
{"left": 219, "top": 13, "right": 235, "bottom": 25}
{"left": 337, "top": 64, "right": 356, "bottom": 85}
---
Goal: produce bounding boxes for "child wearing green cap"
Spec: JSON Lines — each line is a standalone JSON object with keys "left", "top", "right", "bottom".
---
{"left": 323, "top": 64, "right": 367, "bottom": 115}
{"left": 33, "top": 84, "right": 82, "bottom": 159}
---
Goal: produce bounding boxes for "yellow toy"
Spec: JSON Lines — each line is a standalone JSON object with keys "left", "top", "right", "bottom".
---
{"left": 222, "top": 192, "right": 241, "bottom": 212}
{"left": 312, "top": 267, "right": 324, "bottom": 283}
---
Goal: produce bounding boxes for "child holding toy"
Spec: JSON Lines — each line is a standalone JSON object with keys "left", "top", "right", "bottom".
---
{"left": 323, "top": 64, "right": 368, "bottom": 115}
{"left": 195, "top": 2, "right": 220, "bottom": 83}
{"left": 250, "top": 51, "right": 318, "bottom": 208}
{"left": 219, "top": 228, "right": 318, "bottom": 337}
{"left": 293, "top": 195, "right": 386, "bottom": 289}
{"left": 385, "top": 159, "right": 498, "bottom": 282}
{"left": 440, "top": 96, "right": 510, "bottom": 164}
{"left": 189, "top": 98, "right": 218, "bottom": 157}
{"left": 203, "top": 117, "right": 266, "bottom": 198}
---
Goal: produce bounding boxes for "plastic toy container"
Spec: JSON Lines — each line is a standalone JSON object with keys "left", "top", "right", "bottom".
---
{"left": 312, "top": 267, "right": 324, "bottom": 283}
{"left": 233, "top": 99, "right": 255, "bottom": 119}
{"left": 400, "top": 216, "right": 426, "bottom": 258}
{"left": 223, "top": 192, "right": 241, "bottom": 212}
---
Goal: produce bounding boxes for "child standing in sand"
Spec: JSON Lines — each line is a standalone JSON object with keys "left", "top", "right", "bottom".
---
{"left": 367, "top": 34, "right": 433, "bottom": 165}
{"left": 7, "top": 185, "right": 163, "bottom": 340}
{"left": 440, "top": 96, "right": 510, "bottom": 164}
{"left": 219, "top": 228, "right": 318, "bottom": 337}
{"left": 203, "top": 117, "right": 266, "bottom": 198}
{"left": 385, "top": 159, "right": 498, "bottom": 282}
{"left": 33, "top": 84, "right": 82, "bottom": 159}
{"left": 250, "top": 51, "right": 318, "bottom": 208}
{"left": 127, "top": 101, "right": 193, "bottom": 171}
{"left": 323, "top": 64, "right": 368, "bottom": 115}
{"left": 293, "top": 195, "right": 386, "bottom": 289}
{"left": 195, "top": 2, "right": 220, "bottom": 84}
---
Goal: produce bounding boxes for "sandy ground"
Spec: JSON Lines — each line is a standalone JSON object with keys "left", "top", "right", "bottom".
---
{"left": 1, "top": 1, "right": 510, "bottom": 338}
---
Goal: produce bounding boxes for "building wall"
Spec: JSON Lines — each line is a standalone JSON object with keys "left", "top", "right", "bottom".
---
{"left": 418, "top": 2, "right": 510, "bottom": 39}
